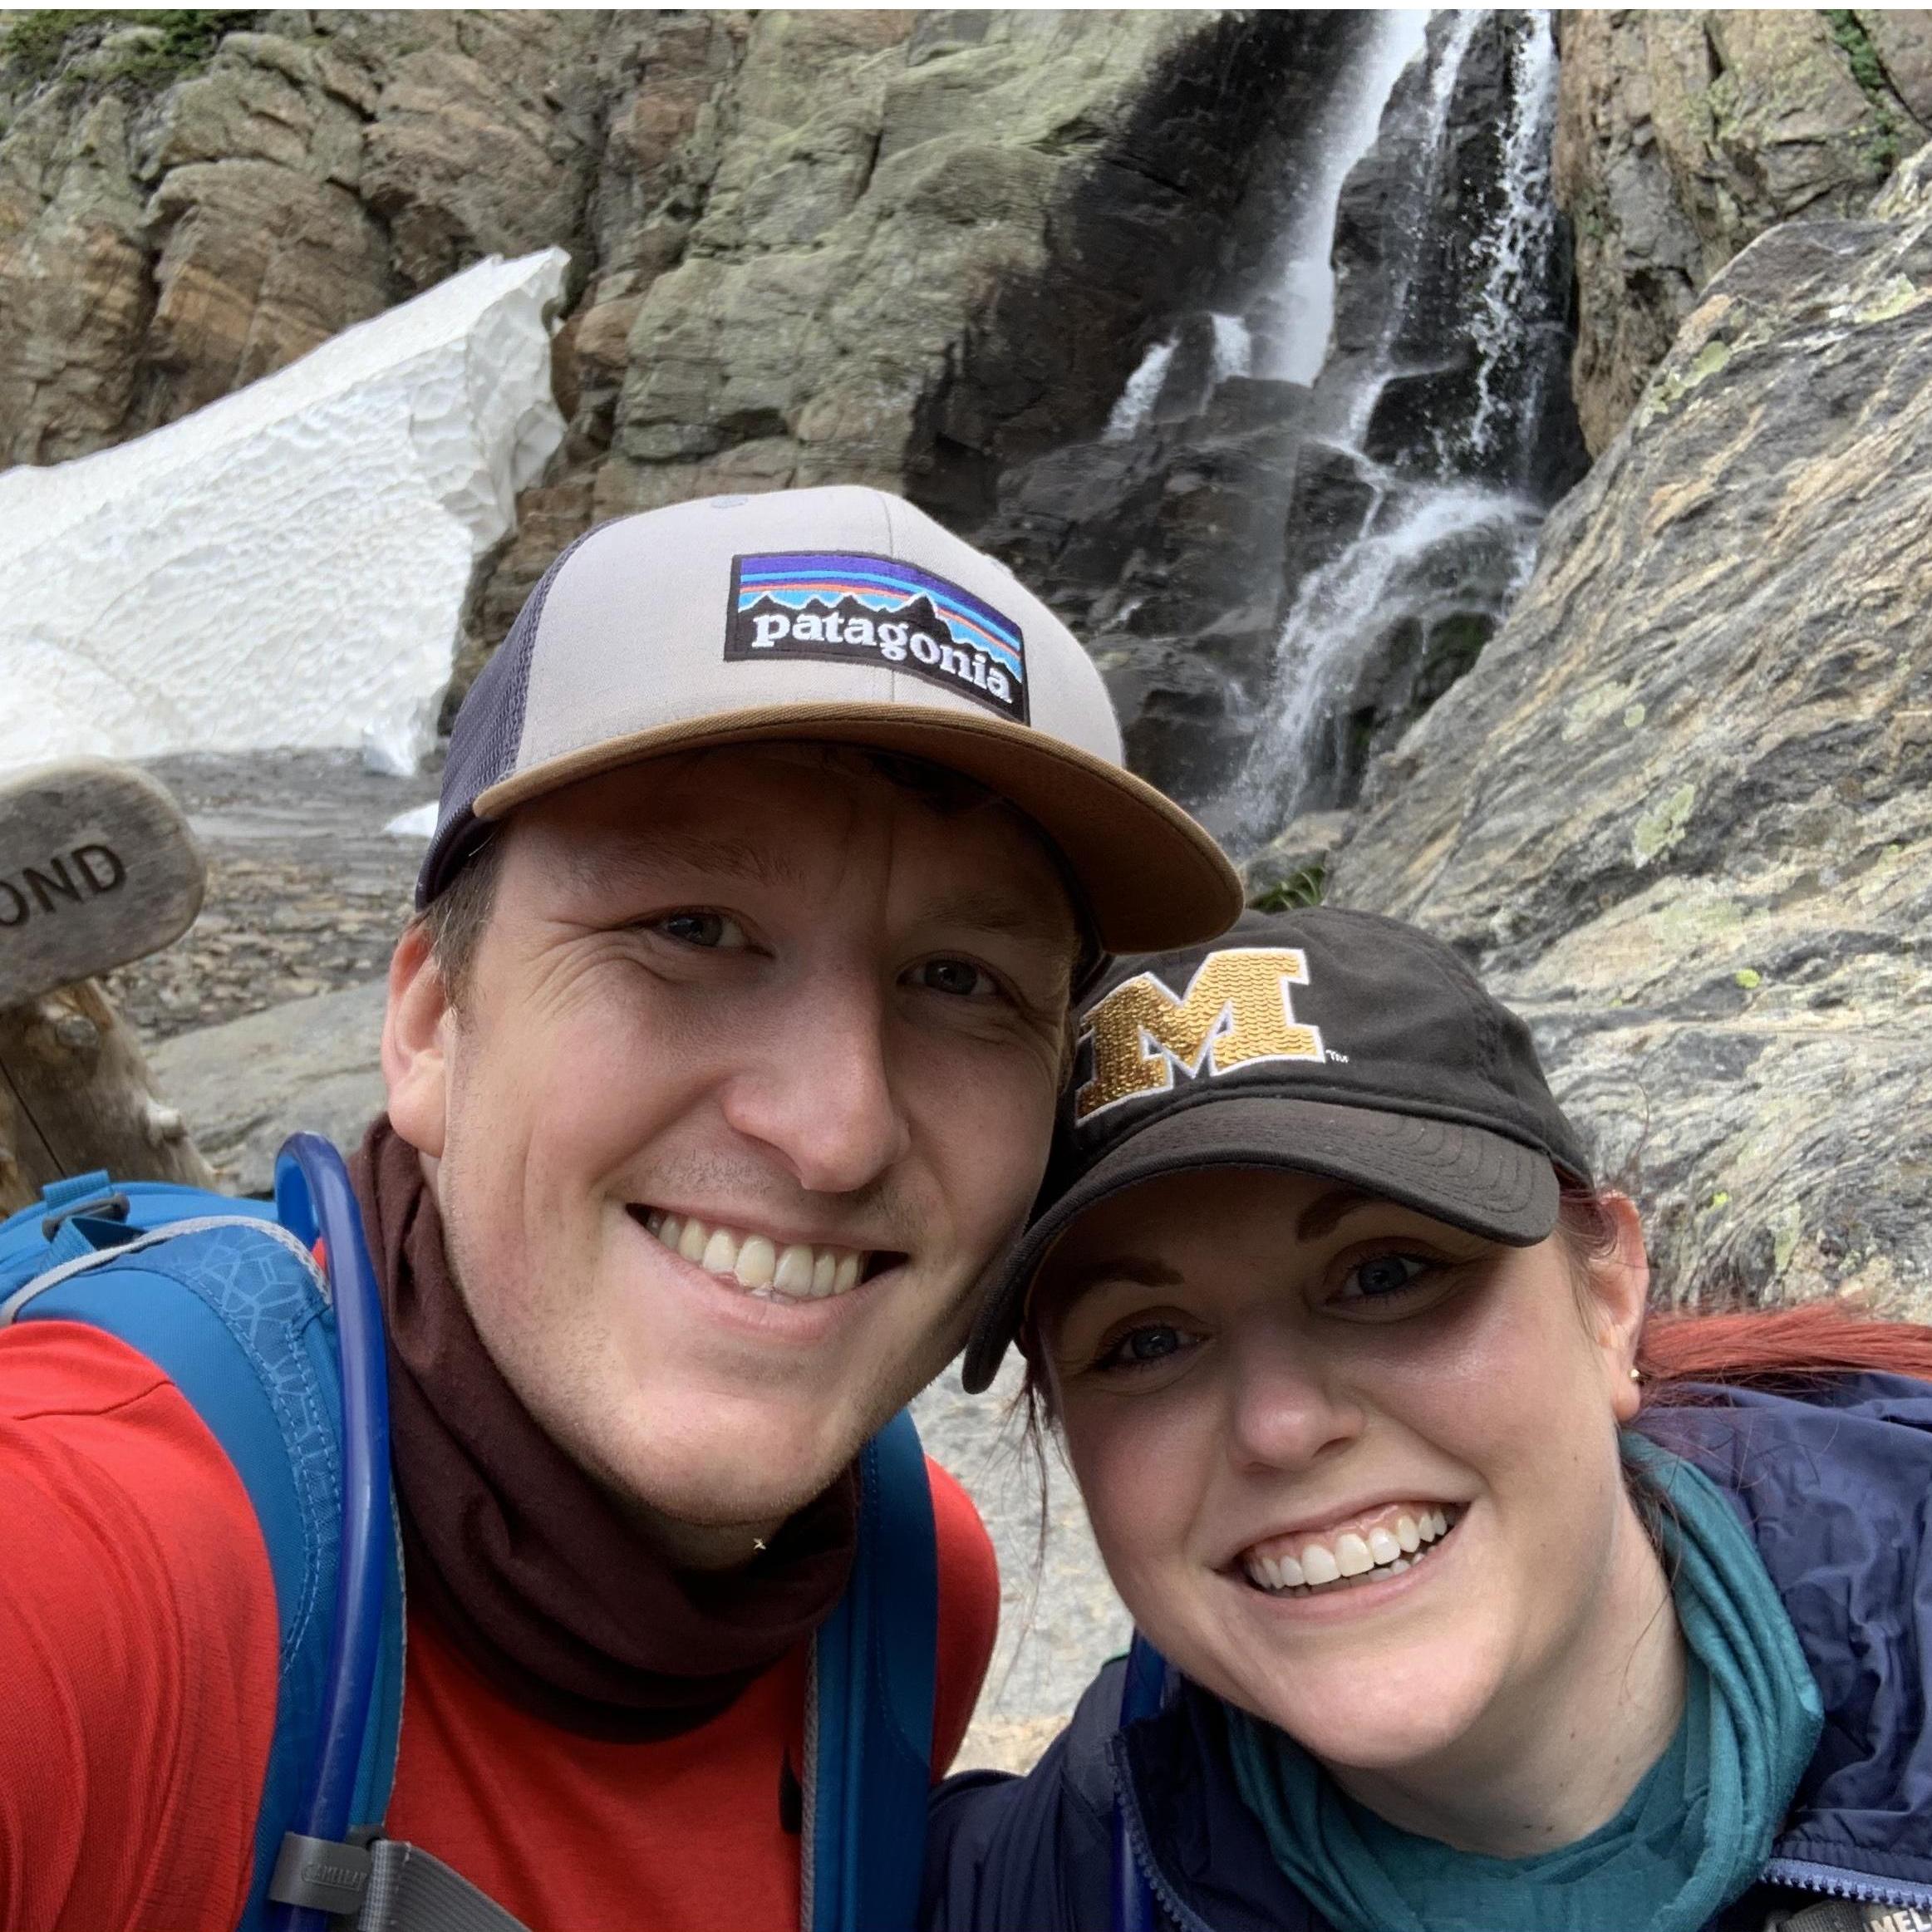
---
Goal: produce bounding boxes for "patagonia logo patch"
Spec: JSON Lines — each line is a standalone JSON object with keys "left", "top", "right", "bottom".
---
{"left": 1074, "top": 947, "right": 1325, "bottom": 1124}
{"left": 726, "top": 551, "right": 1029, "bottom": 722}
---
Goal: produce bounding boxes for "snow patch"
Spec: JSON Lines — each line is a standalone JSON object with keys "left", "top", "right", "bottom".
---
{"left": 0, "top": 249, "right": 568, "bottom": 779}
{"left": 383, "top": 801, "right": 441, "bottom": 840}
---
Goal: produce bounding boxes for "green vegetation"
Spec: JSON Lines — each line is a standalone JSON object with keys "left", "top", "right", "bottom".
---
{"left": 0, "top": 9, "right": 255, "bottom": 96}
{"left": 1251, "top": 863, "right": 1327, "bottom": 915}
{"left": 1825, "top": 11, "right": 1905, "bottom": 175}
{"left": 0, "top": 10, "right": 80, "bottom": 84}
{"left": 1826, "top": 11, "right": 1888, "bottom": 97}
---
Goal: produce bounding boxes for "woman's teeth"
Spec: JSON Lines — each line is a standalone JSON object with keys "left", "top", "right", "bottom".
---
{"left": 642, "top": 1210, "right": 864, "bottom": 1301}
{"left": 1243, "top": 1507, "right": 1458, "bottom": 1598}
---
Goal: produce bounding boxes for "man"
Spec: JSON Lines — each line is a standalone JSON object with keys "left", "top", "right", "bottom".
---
{"left": 0, "top": 486, "right": 1240, "bottom": 1930}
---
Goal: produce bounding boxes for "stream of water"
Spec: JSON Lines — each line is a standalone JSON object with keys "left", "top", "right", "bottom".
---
{"left": 1217, "top": 9, "right": 1568, "bottom": 853}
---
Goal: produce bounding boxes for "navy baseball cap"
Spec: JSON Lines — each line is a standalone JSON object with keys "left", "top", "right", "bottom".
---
{"left": 416, "top": 485, "right": 1242, "bottom": 954}
{"left": 961, "top": 904, "right": 1595, "bottom": 1392}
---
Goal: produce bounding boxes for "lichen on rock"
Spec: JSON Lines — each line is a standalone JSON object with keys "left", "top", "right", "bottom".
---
{"left": 1331, "top": 171, "right": 1932, "bottom": 1315}
{"left": 1553, "top": 8, "right": 1931, "bottom": 454}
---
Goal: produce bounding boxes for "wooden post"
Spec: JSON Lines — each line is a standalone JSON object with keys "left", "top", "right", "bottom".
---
{"left": 0, "top": 761, "right": 215, "bottom": 1214}
{"left": 0, "top": 981, "right": 215, "bottom": 1212}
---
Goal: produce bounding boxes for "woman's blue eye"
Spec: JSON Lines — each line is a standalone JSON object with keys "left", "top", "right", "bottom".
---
{"left": 1098, "top": 1323, "right": 1189, "bottom": 1369}
{"left": 1341, "top": 1253, "right": 1433, "bottom": 1300}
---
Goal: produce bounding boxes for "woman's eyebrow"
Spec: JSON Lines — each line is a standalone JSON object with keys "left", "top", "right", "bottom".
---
{"left": 1294, "top": 1187, "right": 1379, "bottom": 1241}
{"left": 1047, "top": 1256, "right": 1184, "bottom": 1303}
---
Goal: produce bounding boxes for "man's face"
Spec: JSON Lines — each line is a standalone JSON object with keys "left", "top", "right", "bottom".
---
{"left": 386, "top": 746, "right": 1077, "bottom": 1548}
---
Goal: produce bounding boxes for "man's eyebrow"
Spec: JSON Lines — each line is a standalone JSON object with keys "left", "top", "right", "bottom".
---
{"left": 919, "top": 887, "right": 1078, "bottom": 949}
{"left": 553, "top": 829, "right": 809, "bottom": 898}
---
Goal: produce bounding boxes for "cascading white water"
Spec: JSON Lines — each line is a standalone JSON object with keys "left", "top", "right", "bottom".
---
{"left": 1102, "top": 339, "right": 1177, "bottom": 443}
{"left": 1220, "top": 10, "right": 1569, "bottom": 851}
{"left": 1463, "top": 11, "right": 1561, "bottom": 471}
{"left": 1344, "top": 9, "right": 1483, "bottom": 455}
{"left": 1209, "top": 314, "right": 1254, "bottom": 386}
{"left": 1263, "top": 10, "right": 1430, "bottom": 386}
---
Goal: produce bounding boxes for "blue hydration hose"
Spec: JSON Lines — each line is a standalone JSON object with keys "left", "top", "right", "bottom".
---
{"left": 1113, "top": 1631, "right": 1171, "bottom": 1932}
{"left": 270, "top": 1133, "right": 392, "bottom": 1932}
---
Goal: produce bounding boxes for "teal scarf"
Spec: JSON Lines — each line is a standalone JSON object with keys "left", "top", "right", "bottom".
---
{"left": 1225, "top": 1437, "right": 1823, "bottom": 1932}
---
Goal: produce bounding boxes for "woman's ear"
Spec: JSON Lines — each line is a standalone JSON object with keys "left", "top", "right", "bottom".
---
{"left": 383, "top": 919, "right": 451, "bottom": 1159}
{"left": 1588, "top": 1192, "right": 1650, "bottom": 1423}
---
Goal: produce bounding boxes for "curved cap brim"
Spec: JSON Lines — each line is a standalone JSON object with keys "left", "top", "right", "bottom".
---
{"left": 961, "top": 1094, "right": 1561, "bottom": 1393}
{"left": 470, "top": 700, "right": 1243, "bottom": 954}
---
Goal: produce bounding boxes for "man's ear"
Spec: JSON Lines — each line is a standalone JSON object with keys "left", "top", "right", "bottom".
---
{"left": 383, "top": 919, "right": 451, "bottom": 1159}
{"left": 1589, "top": 1192, "right": 1651, "bottom": 1423}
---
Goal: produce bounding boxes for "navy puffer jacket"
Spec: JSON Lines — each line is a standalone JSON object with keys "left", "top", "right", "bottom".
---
{"left": 925, "top": 1378, "right": 1932, "bottom": 1932}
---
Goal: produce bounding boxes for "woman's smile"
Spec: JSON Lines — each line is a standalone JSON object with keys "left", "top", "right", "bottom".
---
{"left": 1238, "top": 1501, "right": 1463, "bottom": 1600}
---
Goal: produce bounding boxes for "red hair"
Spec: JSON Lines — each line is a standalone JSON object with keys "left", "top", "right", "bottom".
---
{"left": 1557, "top": 1180, "right": 1932, "bottom": 1394}
{"left": 1639, "top": 1304, "right": 1932, "bottom": 1390}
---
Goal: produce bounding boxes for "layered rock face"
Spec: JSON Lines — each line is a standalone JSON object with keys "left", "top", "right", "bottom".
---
{"left": 1332, "top": 150, "right": 1932, "bottom": 1313}
{"left": 2, "top": 8, "right": 1320, "bottom": 713}
{"left": 0, "top": 12, "right": 607, "bottom": 463}
{"left": 1556, "top": 10, "right": 1932, "bottom": 453}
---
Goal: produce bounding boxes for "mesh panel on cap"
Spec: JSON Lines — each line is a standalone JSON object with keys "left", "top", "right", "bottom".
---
{"left": 416, "top": 523, "right": 605, "bottom": 906}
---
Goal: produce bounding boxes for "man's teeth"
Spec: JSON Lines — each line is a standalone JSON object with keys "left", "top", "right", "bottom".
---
{"left": 1244, "top": 1507, "right": 1458, "bottom": 1597}
{"left": 644, "top": 1211, "right": 864, "bottom": 1302}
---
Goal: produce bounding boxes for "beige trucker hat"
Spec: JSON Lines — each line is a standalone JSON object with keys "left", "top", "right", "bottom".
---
{"left": 418, "top": 485, "right": 1242, "bottom": 952}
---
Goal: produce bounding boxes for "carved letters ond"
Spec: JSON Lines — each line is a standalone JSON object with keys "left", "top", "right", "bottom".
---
{"left": 0, "top": 760, "right": 204, "bottom": 1006}
{"left": 0, "top": 846, "right": 128, "bottom": 927}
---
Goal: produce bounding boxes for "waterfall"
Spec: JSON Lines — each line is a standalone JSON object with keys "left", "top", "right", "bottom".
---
{"left": 1261, "top": 11, "right": 1431, "bottom": 386}
{"left": 1463, "top": 13, "right": 1561, "bottom": 474}
{"left": 986, "top": 11, "right": 1584, "bottom": 842}
{"left": 1103, "top": 339, "right": 1177, "bottom": 443}
{"left": 1216, "top": 10, "right": 1581, "bottom": 853}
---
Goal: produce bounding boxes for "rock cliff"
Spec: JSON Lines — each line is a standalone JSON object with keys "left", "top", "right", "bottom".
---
{"left": 1, "top": 7, "right": 1329, "bottom": 708}
{"left": 1331, "top": 146, "right": 1932, "bottom": 1315}
{"left": 1555, "top": 9, "right": 1932, "bottom": 452}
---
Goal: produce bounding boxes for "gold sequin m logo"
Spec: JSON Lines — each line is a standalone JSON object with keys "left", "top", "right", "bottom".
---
{"left": 1074, "top": 947, "right": 1323, "bottom": 1124}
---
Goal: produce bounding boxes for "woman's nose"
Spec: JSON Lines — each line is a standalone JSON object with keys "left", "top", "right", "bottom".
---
{"left": 1223, "top": 1330, "right": 1366, "bottom": 1473}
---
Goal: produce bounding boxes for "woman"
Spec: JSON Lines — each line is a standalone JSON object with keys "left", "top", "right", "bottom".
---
{"left": 927, "top": 906, "right": 1932, "bottom": 1932}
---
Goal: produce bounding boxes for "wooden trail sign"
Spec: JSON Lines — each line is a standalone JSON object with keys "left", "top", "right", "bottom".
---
{"left": 0, "top": 759, "right": 206, "bottom": 1007}
{"left": 0, "top": 760, "right": 214, "bottom": 1213}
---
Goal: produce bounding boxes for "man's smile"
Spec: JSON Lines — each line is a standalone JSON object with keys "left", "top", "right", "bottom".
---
{"left": 631, "top": 1205, "right": 905, "bottom": 1304}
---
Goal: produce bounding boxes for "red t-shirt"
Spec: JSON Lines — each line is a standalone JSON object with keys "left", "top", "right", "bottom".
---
{"left": 0, "top": 1320, "right": 999, "bottom": 1932}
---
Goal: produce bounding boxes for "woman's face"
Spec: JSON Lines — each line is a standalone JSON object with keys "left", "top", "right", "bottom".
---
{"left": 1039, "top": 1166, "right": 1650, "bottom": 1777}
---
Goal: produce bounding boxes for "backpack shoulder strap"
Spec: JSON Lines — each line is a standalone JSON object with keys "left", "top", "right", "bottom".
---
{"left": 0, "top": 1152, "right": 406, "bottom": 1932}
{"left": 804, "top": 1407, "right": 939, "bottom": 1932}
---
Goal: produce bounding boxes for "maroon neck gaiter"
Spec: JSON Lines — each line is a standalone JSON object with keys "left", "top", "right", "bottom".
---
{"left": 349, "top": 1115, "right": 859, "bottom": 1739}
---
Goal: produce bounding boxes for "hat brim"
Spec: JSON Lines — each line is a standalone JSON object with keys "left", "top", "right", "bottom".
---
{"left": 960, "top": 1094, "right": 1562, "bottom": 1393}
{"left": 469, "top": 701, "right": 1242, "bottom": 955}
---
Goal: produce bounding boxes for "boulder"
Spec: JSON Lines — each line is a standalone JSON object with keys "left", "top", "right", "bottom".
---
{"left": 1330, "top": 156, "right": 1932, "bottom": 1315}
{"left": 148, "top": 977, "right": 388, "bottom": 1196}
{"left": 1555, "top": 9, "right": 1932, "bottom": 455}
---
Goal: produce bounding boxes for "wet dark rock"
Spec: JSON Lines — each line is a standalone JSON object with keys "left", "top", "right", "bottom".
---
{"left": 1281, "top": 442, "right": 1377, "bottom": 599}
{"left": 1330, "top": 163, "right": 1932, "bottom": 1316}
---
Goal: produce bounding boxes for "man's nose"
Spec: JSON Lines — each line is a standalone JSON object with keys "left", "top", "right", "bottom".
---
{"left": 720, "top": 969, "right": 912, "bottom": 1195}
{"left": 1223, "top": 1331, "right": 1365, "bottom": 1474}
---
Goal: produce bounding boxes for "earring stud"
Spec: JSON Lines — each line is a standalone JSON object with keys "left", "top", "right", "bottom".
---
{"left": 1629, "top": 1366, "right": 1644, "bottom": 1384}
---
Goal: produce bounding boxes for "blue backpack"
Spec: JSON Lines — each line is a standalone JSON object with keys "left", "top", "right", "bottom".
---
{"left": 0, "top": 1135, "right": 939, "bottom": 1932}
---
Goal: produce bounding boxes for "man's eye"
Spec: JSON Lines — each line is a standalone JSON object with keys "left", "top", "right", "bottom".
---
{"left": 653, "top": 911, "right": 748, "bottom": 950}
{"left": 1335, "top": 1253, "right": 1433, "bottom": 1302}
{"left": 910, "top": 956, "right": 1000, "bottom": 999}
{"left": 1094, "top": 1322, "right": 1193, "bottom": 1371}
